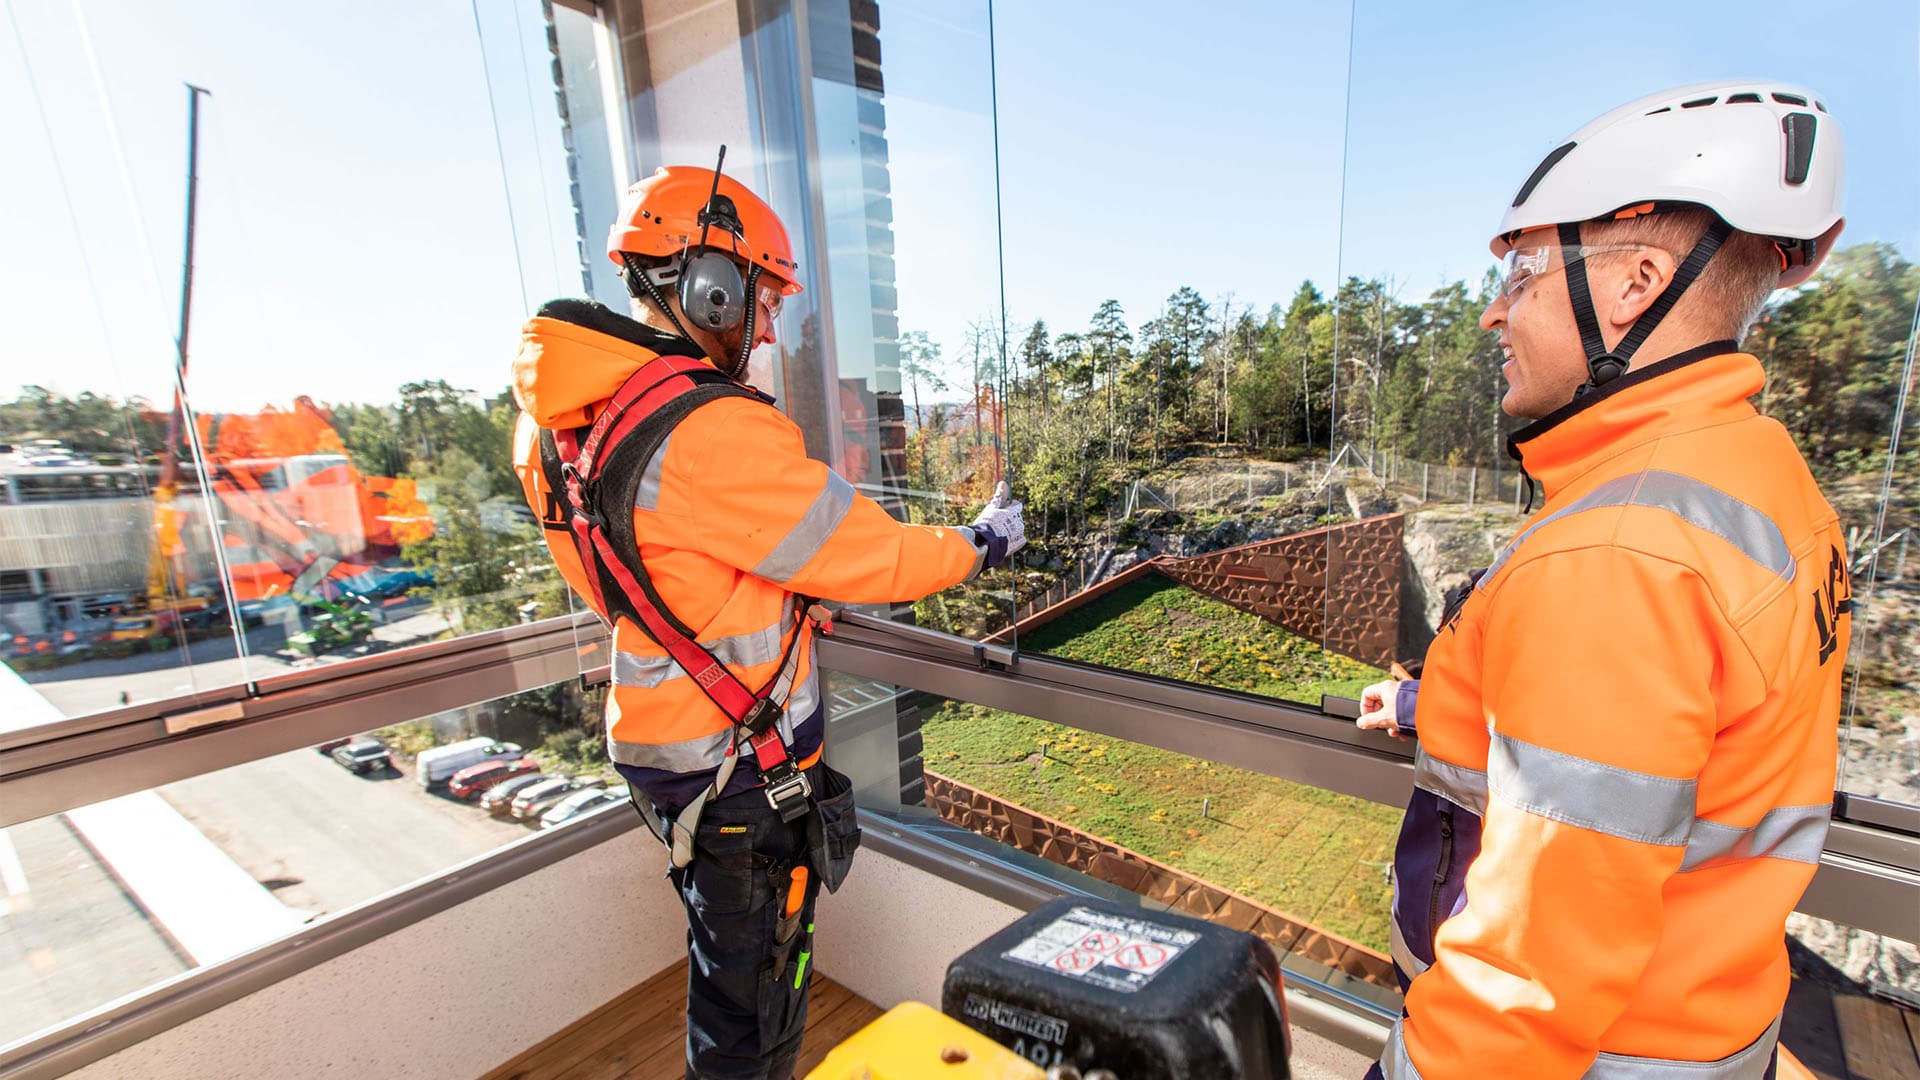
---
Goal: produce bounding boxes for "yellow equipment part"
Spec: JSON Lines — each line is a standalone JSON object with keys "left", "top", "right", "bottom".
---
{"left": 804, "top": 1002, "right": 1044, "bottom": 1080}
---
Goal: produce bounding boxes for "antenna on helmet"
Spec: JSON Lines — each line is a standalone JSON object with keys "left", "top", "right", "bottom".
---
{"left": 695, "top": 145, "right": 729, "bottom": 253}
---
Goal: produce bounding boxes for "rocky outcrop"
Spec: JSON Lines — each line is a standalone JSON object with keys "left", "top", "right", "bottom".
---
{"left": 1788, "top": 912, "right": 1920, "bottom": 999}
{"left": 1397, "top": 506, "right": 1515, "bottom": 661}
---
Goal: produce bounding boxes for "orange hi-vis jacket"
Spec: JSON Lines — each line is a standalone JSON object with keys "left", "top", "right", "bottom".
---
{"left": 511, "top": 301, "right": 982, "bottom": 814}
{"left": 1379, "top": 344, "right": 1852, "bottom": 1080}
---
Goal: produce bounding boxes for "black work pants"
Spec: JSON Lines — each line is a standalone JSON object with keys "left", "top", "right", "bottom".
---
{"left": 668, "top": 782, "right": 823, "bottom": 1080}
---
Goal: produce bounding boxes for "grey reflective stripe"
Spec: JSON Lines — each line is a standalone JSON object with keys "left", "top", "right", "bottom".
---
{"left": 636, "top": 433, "right": 672, "bottom": 511}
{"left": 1480, "top": 470, "right": 1794, "bottom": 590}
{"left": 753, "top": 471, "right": 856, "bottom": 583}
{"left": 1413, "top": 746, "right": 1489, "bottom": 816}
{"left": 780, "top": 668, "right": 819, "bottom": 741}
{"left": 609, "top": 727, "right": 733, "bottom": 772}
{"left": 1584, "top": 1014, "right": 1780, "bottom": 1079}
{"left": 1490, "top": 732, "right": 1696, "bottom": 846}
{"left": 1389, "top": 913, "right": 1430, "bottom": 979}
{"left": 611, "top": 612, "right": 795, "bottom": 689}
{"left": 1379, "top": 1019, "right": 1425, "bottom": 1080}
{"left": 1681, "top": 804, "right": 1829, "bottom": 872}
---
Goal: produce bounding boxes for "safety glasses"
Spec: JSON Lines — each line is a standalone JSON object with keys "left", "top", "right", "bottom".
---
{"left": 755, "top": 277, "right": 784, "bottom": 324}
{"left": 1497, "top": 243, "right": 1654, "bottom": 299}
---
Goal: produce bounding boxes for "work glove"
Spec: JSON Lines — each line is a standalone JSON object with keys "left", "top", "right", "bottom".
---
{"left": 964, "top": 481, "right": 1027, "bottom": 574}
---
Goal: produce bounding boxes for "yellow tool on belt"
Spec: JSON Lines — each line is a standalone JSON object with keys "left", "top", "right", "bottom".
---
{"left": 804, "top": 1003, "right": 1044, "bottom": 1080}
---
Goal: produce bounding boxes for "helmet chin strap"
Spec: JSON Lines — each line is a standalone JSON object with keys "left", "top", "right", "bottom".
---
{"left": 1558, "top": 217, "right": 1733, "bottom": 398}
{"left": 726, "top": 265, "right": 763, "bottom": 381}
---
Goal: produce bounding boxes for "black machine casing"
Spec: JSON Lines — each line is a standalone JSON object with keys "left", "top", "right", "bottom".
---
{"left": 941, "top": 897, "right": 1291, "bottom": 1079}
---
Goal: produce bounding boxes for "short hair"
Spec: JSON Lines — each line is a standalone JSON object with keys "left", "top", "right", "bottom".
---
{"left": 1580, "top": 208, "right": 1783, "bottom": 341}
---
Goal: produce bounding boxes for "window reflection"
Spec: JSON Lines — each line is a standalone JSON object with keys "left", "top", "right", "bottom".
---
{"left": 4, "top": 0, "right": 581, "bottom": 720}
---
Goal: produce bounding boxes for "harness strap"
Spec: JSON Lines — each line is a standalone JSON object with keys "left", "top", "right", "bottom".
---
{"left": 540, "top": 350, "right": 823, "bottom": 866}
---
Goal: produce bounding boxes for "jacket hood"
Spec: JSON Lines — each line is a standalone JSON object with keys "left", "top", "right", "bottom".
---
{"left": 511, "top": 299, "right": 711, "bottom": 430}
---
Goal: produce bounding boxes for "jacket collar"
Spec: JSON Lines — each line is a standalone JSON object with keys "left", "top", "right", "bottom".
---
{"left": 1506, "top": 340, "right": 1760, "bottom": 499}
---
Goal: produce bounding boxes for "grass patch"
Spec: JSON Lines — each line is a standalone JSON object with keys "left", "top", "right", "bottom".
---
{"left": 1018, "top": 575, "right": 1382, "bottom": 703}
{"left": 927, "top": 575, "right": 1399, "bottom": 952}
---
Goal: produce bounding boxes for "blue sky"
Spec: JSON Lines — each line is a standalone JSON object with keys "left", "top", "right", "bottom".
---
{"left": 3, "top": 0, "right": 1915, "bottom": 415}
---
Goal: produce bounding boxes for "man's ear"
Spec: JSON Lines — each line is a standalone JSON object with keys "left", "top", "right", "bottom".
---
{"left": 1607, "top": 248, "right": 1679, "bottom": 331}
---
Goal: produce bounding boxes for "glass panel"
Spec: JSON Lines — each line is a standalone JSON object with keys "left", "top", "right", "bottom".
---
{"left": 788, "top": 0, "right": 1019, "bottom": 641}
{"left": 0, "top": 676, "right": 618, "bottom": 1047}
{"left": 1335, "top": 1, "right": 1920, "bottom": 771}
{"left": 823, "top": 672, "right": 1402, "bottom": 1012}
{"left": 990, "top": 2, "right": 1364, "bottom": 709}
{"left": 1336, "top": 0, "right": 1920, "bottom": 1012}
{"left": 1836, "top": 275, "right": 1919, "bottom": 806}
{"left": 2, "top": 0, "right": 585, "bottom": 725}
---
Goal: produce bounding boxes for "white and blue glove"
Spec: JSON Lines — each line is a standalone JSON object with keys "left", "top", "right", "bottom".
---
{"left": 963, "top": 481, "right": 1027, "bottom": 576}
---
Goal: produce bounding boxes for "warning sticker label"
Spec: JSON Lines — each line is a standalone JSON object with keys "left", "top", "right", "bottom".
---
{"left": 1002, "top": 906, "right": 1199, "bottom": 993}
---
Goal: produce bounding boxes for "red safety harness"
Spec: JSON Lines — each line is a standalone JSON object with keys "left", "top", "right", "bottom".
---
{"left": 536, "top": 351, "right": 817, "bottom": 863}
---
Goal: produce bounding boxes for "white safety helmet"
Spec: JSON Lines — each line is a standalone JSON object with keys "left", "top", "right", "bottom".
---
{"left": 1491, "top": 80, "right": 1847, "bottom": 394}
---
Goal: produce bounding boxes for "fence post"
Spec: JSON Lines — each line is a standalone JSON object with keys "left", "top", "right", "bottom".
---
{"left": 1421, "top": 463, "right": 1429, "bottom": 503}
{"left": 1468, "top": 467, "right": 1478, "bottom": 507}
{"left": 1897, "top": 532, "right": 1909, "bottom": 581}
{"left": 1514, "top": 477, "right": 1523, "bottom": 511}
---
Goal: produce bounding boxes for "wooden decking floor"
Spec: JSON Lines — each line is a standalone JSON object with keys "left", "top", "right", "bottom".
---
{"left": 480, "top": 960, "right": 882, "bottom": 1080}
{"left": 1781, "top": 975, "right": 1920, "bottom": 1080}
{"left": 478, "top": 956, "right": 1918, "bottom": 1080}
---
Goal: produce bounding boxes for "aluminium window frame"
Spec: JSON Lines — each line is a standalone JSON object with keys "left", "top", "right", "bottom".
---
{"left": 0, "top": 606, "right": 1914, "bottom": 1077}
{"left": 2, "top": 608, "right": 1916, "bottom": 938}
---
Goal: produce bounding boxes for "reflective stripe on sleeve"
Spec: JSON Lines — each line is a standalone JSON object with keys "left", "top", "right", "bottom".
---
{"left": 1379, "top": 1019, "right": 1425, "bottom": 1080}
{"left": 1489, "top": 732, "right": 1696, "bottom": 847}
{"left": 1681, "top": 804, "right": 1829, "bottom": 872}
{"left": 1413, "top": 746, "right": 1488, "bottom": 816}
{"left": 636, "top": 433, "right": 672, "bottom": 511}
{"left": 753, "top": 472, "right": 856, "bottom": 583}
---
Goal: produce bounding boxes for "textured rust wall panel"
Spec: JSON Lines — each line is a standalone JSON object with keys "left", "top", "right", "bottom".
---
{"left": 1156, "top": 514, "right": 1404, "bottom": 667}
{"left": 923, "top": 771, "right": 1395, "bottom": 990}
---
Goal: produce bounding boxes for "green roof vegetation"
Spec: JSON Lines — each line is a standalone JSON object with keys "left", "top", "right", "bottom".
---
{"left": 923, "top": 574, "right": 1401, "bottom": 953}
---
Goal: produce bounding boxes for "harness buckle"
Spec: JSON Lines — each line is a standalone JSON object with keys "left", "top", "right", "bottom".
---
{"left": 763, "top": 760, "right": 813, "bottom": 822}
{"left": 742, "top": 697, "right": 783, "bottom": 737}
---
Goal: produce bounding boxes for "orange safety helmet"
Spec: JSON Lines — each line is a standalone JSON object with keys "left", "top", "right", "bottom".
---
{"left": 607, "top": 165, "right": 803, "bottom": 296}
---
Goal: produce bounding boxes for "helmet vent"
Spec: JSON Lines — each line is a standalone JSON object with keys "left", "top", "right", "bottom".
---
{"left": 1726, "top": 92, "right": 1762, "bottom": 104}
{"left": 1682, "top": 96, "right": 1718, "bottom": 109}
{"left": 1772, "top": 92, "right": 1808, "bottom": 106}
{"left": 1512, "top": 141, "right": 1577, "bottom": 208}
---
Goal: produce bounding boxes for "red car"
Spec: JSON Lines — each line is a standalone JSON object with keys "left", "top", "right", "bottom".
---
{"left": 447, "top": 757, "right": 541, "bottom": 801}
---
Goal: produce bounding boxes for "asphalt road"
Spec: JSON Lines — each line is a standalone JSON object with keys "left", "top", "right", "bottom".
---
{"left": 156, "top": 746, "right": 530, "bottom": 918}
{"left": 2, "top": 740, "right": 530, "bottom": 1046}
{"left": 0, "top": 817, "right": 188, "bottom": 1046}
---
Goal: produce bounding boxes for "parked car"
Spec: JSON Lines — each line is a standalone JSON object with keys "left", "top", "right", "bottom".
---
{"left": 447, "top": 758, "right": 540, "bottom": 801}
{"left": 415, "top": 738, "right": 525, "bottom": 789}
{"left": 480, "top": 773, "right": 550, "bottom": 817}
{"left": 512, "top": 776, "right": 605, "bottom": 821}
{"left": 539, "top": 787, "right": 628, "bottom": 829}
{"left": 330, "top": 739, "right": 392, "bottom": 774}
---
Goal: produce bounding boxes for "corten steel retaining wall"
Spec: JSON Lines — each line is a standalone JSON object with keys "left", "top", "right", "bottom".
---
{"left": 1154, "top": 514, "right": 1404, "bottom": 669}
{"left": 924, "top": 771, "right": 1396, "bottom": 989}
{"left": 990, "top": 514, "right": 1406, "bottom": 668}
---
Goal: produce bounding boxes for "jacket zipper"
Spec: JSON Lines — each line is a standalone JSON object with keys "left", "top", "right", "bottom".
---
{"left": 1429, "top": 809, "right": 1455, "bottom": 941}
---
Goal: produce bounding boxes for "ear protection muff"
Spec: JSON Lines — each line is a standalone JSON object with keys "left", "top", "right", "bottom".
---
{"left": 676, "top": 249, "right": 746, "bottom": 333}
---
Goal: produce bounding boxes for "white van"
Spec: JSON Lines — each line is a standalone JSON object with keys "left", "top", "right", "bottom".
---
{"left": 415, "top": 738, "right": 524, "bottom": 789}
